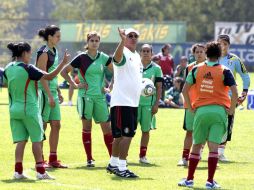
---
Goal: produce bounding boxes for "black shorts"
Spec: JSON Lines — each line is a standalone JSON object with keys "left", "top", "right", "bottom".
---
{"left": 226, "top": 114, "right": 234, "bottom": 141}
{"left": 183, "top": 110, "right": 187, "bottom": 131}
{"left": 221, "top": 114, "right": 234, "bottom": 144}
{"left": 110, "top": 106, "right": 138, "bottom": 138}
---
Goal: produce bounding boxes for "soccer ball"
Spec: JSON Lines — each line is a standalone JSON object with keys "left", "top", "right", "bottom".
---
{"left": 141, "top": 78, "right": 155, "bottom": 97}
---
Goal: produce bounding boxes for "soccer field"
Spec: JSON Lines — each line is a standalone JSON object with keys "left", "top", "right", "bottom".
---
{"left": 0, "top": 76, "right": 253, "bottom": 190}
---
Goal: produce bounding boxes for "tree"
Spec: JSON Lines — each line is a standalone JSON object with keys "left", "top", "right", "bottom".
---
{"left": 51, "top": 0, "right": 98, "bottom": 21}
{"left": 0, "top": 0, "right": 28, "bottom": 66}
{"left": 50, "top": 0, "right": 254, "bottom": 42}
{"left": 51, "top": 0, "right": 164, "bottom": 21}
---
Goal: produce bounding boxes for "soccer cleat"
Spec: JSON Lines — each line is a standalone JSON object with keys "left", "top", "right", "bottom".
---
{"left": 36, "top": 172, "right": 55, "bottom": 180}
{"left": 115, "top": 169, "right": 138, "bottom": 178}
{"left": 13, "top": 172, "right": 28, "bottom": 179}
{"left": 87, "top": 159, "right": 95, "bottom": 167}
{"left": 177, "top": 158, "right": 188, "bottom": 167}
{"left": 106, "top": 164, "right": 118, "bottom": 174}
{"left": 42, "top": 160, "right": 51, "bottom": 169}
{"left": 48, "top": 160, "right": 68, "bottom": 168}
{"left": 205, "top": 180, "right": 221, "bottom": 189}
{"left": 178, "top": 178, "right": 194, "bottom": 188}
{"left": 139, "top": 157, "right": 150, "bottom": 164}
{"left": 62, "top": 101, "right": 73, "bottom": 106}
{"left": 218, "top": 154, "right": 229, "bottom": 162}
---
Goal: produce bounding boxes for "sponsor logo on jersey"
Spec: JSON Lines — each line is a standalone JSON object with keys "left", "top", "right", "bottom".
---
{"left": 203, "top": 72, "right": 213, "bottom": 80}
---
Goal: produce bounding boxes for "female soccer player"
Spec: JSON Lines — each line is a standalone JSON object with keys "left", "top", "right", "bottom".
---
{"left": 177, "top": 44, "right": 206, "bottom": 166}
{"left": 61, "top": 31, "right": 113, "bottom": 167}
{"left": 36, "top": 25, "right": 67, "bottom": 168}
{"left": 138, "top": 44, "right": 163, "bottom": 164}
{"left": 3, "top": 42, "right": 69, "bottom": 179}
{"left": 178, "top": 41, "right": 238, "bottom": 189}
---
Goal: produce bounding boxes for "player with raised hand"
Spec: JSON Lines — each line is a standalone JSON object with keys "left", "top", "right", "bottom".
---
{"left": 178, "top": 41, "right": 238, "bottom": 189}
{"left": 217, "top": 34, "right": 250, "bottom": 162}
{"left": 3, "top": 42, "right": 69, "bottom": 180}
{"left": 106, "top": 28, "right": 143, "bottom": 178}
{"left": 36, "top": 25, "right": 68, "bottom": 168}
{"left": 61, "top": 31, "right": 113, "bottom": 167}
{"left": 138, "top": 44, "right": 163, "bottom": 164}
{"left": 177, "top": 44, "right": 206, "bottom": 167}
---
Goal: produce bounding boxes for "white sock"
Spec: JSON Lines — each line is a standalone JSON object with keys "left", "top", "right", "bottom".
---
{"left": 109, "top": 156, "right": 119, "bottom": 167}
{"left": 218, "top": 147, "right": 225, "bottom": 156}
{"left": 118, "top": 159, "right": 127, "bottom": 171}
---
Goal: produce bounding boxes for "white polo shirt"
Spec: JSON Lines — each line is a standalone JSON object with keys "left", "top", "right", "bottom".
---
{"left": 110, "top": 47, "right": 143, "bottom": 107}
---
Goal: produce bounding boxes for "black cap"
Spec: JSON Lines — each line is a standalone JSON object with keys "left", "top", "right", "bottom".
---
{"left": 218, "top": 34, "right": 230, "bottom": 44}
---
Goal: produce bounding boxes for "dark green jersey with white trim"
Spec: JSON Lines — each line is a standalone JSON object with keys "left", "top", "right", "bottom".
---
{"left": 70, "top": 51, "right": 111, "bottom": 97}
{"left": 36, "top": 45, "right": 59, "bottom": 91}
{"left": 139, "top": 61, "right": 163, "bottom": 106}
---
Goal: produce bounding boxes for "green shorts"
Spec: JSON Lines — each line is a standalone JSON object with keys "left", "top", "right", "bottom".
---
{"left": 183, "top": 109, "right": 195, "bottom": 131}
{"left": 10, "top": 114, "right": 44, "bottom": 143}
{"left": 138, "top": 105, "right": 156, "bottom": 132}
{"left": 77, "top": 95, "right": 109, "bottom": 123}
{"left": 39, "top": 90, "right": 61, "bottom": 122}
{"left": 193, "top": 105, "right": 227, "bottom": 145}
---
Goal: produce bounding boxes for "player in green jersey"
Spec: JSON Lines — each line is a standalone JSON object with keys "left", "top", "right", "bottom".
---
{"left": 4, "top": 42, "right": 69, "bottom": 179}
{"left": 177, "top": 44, "right": 206, "bottom": 167}
{"left": 36, "top": 25, "right": 68, "bottom": 168}
{"left": 138, "top": 44, "right": 163, "bottom": 164}
{"left": 61, "top": 31, "right": 113, "bottom": 167}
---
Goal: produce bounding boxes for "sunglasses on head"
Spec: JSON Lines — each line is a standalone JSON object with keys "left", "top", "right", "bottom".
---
{"left": 127, "top": 34, "right": 139, "bottom": 39}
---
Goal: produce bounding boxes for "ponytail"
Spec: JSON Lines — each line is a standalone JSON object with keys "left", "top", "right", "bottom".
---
{"left": 7, "top": 42, "right": 31, "bottom": 60}
{"left": 38, "top": 25, "right": 60, "bottom": 41}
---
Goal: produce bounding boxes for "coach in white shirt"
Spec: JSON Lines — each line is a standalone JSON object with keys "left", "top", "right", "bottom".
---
{"left": 106, "top": 28, "right": 143, "bottom": 178}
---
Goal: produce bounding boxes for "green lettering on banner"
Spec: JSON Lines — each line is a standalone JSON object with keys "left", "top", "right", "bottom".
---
{"left": 60, "top": 21, "right": 186, "bottom": 43}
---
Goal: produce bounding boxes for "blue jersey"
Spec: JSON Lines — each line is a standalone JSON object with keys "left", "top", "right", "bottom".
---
{"left": 219, "top": 53, "right": 250, "bottom": 90}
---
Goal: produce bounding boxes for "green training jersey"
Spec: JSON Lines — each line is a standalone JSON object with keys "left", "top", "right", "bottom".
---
{"left": 36, "top": 45, "right": 59, "bottom": 91}
{"left": 139, "top": 61, "right": 163, "bottom": 106}
{"left": 3, "top": 62, "right": 44, "bottom": 117}
{"left": 70, "top": 51, "right": 112, "bottom": 97}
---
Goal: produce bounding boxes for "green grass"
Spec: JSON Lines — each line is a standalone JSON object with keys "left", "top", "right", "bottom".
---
{"left": 0, "top": 74, "right": 253, "bottom": 190}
